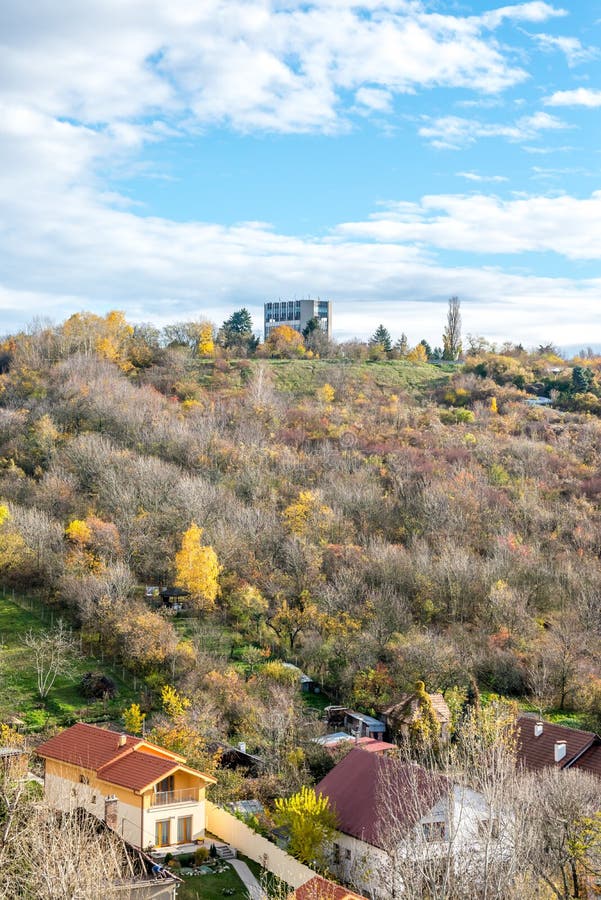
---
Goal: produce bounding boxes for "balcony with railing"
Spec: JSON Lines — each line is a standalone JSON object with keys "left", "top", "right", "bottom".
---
{"left": 149, "top": 788, "right": 199, "bottom": 808}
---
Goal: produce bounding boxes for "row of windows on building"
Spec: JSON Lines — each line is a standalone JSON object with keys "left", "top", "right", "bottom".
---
{"left": 265, "top": 301, "right": 302, "bottom": 322}
{"left": 265, "top": 300, "right": 330, "bottom": 323}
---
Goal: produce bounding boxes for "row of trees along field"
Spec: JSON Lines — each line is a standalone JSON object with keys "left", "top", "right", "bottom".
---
{"left": 0, "top": 311, "right": 600, "bottom": 799}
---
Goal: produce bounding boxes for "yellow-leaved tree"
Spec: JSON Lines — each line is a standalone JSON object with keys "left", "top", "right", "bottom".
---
{"left": 316, "top": 383, "right": 335, "bottom": 405}
{"left": 148, "top": 684, "right": 221, "bottom": 779}
{"left": 407, "top": 343, "right": 428, "bottom": 363}
{"left": 274, "top": 786, "right": 338, "bottom": 866}
{"left": 197, "top": 322, "right": 215, "bottom": 358}
{"left": 123, "top": 703, "right": 146, "bottom": 735}
{"left": 175, "top": 523, "right": 222, "bottom": 612}
{"left": 264, "top": 325, "right": 305, "bottom": 359}
{"left": 283, "top": 490, "right": 334, "bottom": 540}
{"left": 65, "top": 519, "right": 92, "bottom": 546}
{"left": 161, "top": 684, "right": 190, "bottom": 719}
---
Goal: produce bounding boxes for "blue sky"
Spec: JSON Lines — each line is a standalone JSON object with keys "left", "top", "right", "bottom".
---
{"left": 1, "top": 0, "right": 600, "bottom": 346}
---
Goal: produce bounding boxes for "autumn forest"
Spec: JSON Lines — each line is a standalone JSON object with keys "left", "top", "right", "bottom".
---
{"left": 0, "top": 309, "right": 600, "bottom": 804}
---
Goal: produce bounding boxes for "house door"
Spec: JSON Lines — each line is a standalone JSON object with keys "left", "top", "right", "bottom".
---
{"left": 177, "top": 816, "right": 192, "bottom": 843}
{"left": 155, "top": 820, "right": 170, "bottom": 847}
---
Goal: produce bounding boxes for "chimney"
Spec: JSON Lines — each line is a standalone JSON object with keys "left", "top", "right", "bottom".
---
{"left": 104, "top": 796, "right": 118, "bottom": 830}
{"left": 238, "top": 741, "right": 246, "bottom": 754}
{"left": 118, "top": 734, "right": 127, "bottom": 748}
{"left": 554, "top": 741, "right": 567, "bottom": 763}
{"left": 534, "top": 722, "right": 543, "bottom": 738}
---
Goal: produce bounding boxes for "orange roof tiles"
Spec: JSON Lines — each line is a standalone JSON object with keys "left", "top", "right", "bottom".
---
{"left": 99, "top": 751, "right": 178, "bottom": 791}
{"left": 36, "top": 722, "right": 214, "bottom": 792}
{"left": 294, "top": 875, "right": 367, "bottom": 900}
{"left": 355, "top": 737, "right": 397, "bottom": 753}
{"left": 36, "top": 723, "right": 140, "bottom": 770}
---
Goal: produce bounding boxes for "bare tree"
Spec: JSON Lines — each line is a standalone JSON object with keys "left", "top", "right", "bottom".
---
{"left": 516, "top": 767, "right": 601, "bottom": 900}
{"left": 0, "top": 796, "right": 155, "bottom": 899}
{"left": 22, "top": 620, "right": 79, "bottom": 700}
{"left": 363, "top": 706, "right": 526, "bottom": 900}
{"left": 442, "top": 297, "right": 462, "bottom": 361}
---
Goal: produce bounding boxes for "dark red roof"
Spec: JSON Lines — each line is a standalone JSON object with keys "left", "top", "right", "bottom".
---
{"left": 36, "top": 723, "right": 139, "bottom": 770}
{"left": 99, "top": 751, "right": 177, "bottom": 791}
{"left": 316, "top": 748, "right": 449, "bottom": 849}
{"left": 516, "top": 716, "right": 596, "bottom": 771}
{"left": 295, "top": 875, "right": 367, "bottom": 900}
{"left": 572, "top": 741, "right": 601, "bottom": 778}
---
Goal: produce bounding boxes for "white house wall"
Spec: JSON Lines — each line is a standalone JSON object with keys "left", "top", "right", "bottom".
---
{"left": 328, "top": 786, "right": 495, "bottom": 899}
{"left": 143, "top": 797, "right": 206, "bottom": 849}
{"left": 44, "top": 771, "right": 142, "bottom": 846}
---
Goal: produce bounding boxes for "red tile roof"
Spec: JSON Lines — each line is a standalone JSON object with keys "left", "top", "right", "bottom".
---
{"left": 36, "top": 723, "right": 140, "bottom": 770}
{"left": 316, "top": 748, "right": 449, "bottom": 850}
{"left": 99, "top": 751, "right": 177, "bottom": 792}
{"left": 516, "top": 716, "right": 596, "bottom": 771}
{"left": 355, "top": 737, "right": 397, "bottom": 754}
{"left": 294, "top": 875, "right": 367, "bottom": 900}
{"left": 36, "top": 722, "right": 215, "bottom": 792}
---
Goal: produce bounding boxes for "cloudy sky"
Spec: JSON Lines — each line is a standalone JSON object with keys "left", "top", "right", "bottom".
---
{"left": 1, "top": 0, "right": 600, "bottom": 346}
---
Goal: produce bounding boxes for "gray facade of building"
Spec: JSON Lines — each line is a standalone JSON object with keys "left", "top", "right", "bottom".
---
{"left": 264, "top": 298, "right": 332, "bottom": 340}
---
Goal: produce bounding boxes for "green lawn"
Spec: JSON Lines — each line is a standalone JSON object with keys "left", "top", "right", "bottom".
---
{"left": 186, "top": 358, "right": 451, "bottom": 398}
{"left": 0, "top": 593, "right": 137, "bottom": 731}
{"left": 302, "top": 690, "right": 330, "bottom": 712}
{"left": 479, "top": 691, "right": 590, "bottom": 731}
{"left": 176, "top": 861, "right": 246, "bottom": 900}
{"left": 256, "top": 358, "right": 450, "bottom": 397}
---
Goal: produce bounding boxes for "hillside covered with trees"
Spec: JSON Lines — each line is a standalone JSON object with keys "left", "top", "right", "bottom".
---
{"left": 0, "top": 311, "right": 600, "bottom": 799}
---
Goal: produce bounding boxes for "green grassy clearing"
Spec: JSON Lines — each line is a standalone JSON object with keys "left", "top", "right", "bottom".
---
{"left": 187, "top": 358, "right": 451, "bottom": 398}
{"left": 176, "top": 860, "right": 246, "bottom": 900}
{"left": 479, "top": 691, "right": 590, "bottom": 731}
{"left": 256, "top": 358, "right": 449, "bottom": 397}
{"left": 0, "top": 593, "right": 137, "bottom": 731}
{"left": 302, "top": 690, "right": 330, "bottom": 712}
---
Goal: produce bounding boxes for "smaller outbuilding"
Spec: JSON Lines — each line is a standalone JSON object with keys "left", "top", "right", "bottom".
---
{"left": 324, "top": 707, "right": 387, "bottom": 740}
{"left": 381, "top": 688, "right": 451, "bottom": 743}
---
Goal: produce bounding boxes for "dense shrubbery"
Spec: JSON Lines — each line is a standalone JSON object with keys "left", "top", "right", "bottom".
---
{"left": 0, "top": 314, "right": 600, "bottom": 798}
{"left": 79, "top": 672, "right": 118, "bottom": 700}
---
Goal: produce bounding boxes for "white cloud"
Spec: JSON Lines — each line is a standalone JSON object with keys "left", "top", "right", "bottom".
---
{"left": 335, "top": 191, "right": 601, "bottom": 259}
{"left": 545, "top": 87, "right": 601, "bottom": 107}
{"left": 456, "top": 172, "right": 509, "bottom": 183}
{"left": 1, "top": 171, "right": 601, "bottom": 345}
{"left": 478, "top": 2, "right": 566, "bottom": 29}
{"left": 0, "top": 0, "right": 559, "bottom": 138}
{"left": 355, "top": 87, "right": 394, "bottom": 113}
{"left": 531, "top": 33, "right": 599, "bottom": 66}
{"left": 0, "top": 0, "right": 597, "bottom": 349}
{"left": 419, "top": 110, "right": 568, "bottom": 149}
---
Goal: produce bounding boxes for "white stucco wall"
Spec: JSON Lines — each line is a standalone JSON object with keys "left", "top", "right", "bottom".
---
{"left": 143, "top": 797, "right": 206, "bottom": 849}
{"left": 44, "top": 770, "right": 142, "bottom": 845}
{"left": 327, "top": 786, "right": 495, "bottom": 899}
{"left": 206, "top": 802, "right": 317, "bottom": 889}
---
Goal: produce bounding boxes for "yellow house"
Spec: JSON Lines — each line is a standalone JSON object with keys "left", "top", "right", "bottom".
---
{"left": 37, "top": 722, "right": 216, "bottom": 850}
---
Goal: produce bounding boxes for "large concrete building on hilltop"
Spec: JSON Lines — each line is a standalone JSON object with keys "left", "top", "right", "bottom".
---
{"left": 264, "top": 298, "right": 332, "bottom": 340}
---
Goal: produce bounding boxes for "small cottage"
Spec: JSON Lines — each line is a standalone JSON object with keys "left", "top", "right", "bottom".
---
{"left": 381, "top": 687, "right": 451, "bottom": 743}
